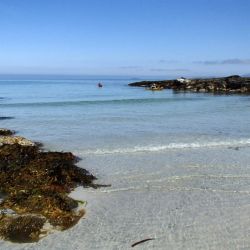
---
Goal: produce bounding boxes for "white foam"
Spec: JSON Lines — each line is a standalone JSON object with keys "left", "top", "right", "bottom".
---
{"left": 77, "top": 138, "right": 250, "bottom": 155}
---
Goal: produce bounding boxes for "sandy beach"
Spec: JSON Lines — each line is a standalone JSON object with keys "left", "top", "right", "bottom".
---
{"left": 2, "top": 145, "right": 250, "bottom": 249}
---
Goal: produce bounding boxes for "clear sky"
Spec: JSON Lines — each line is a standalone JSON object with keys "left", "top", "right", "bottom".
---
{"left": 0, "top": 0, "right": 250, "bottom": 77}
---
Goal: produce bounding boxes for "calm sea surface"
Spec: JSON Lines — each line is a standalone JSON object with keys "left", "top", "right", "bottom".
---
{"left": 1, "top": 78, "right": 250, "bottom": 152}
{"left": 1, "top": 78, "right": 250, "bottom": 249}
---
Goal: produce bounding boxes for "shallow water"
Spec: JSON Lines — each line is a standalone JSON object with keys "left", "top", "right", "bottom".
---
{"left": 1, "top": 78, "right": 250, "bottom": 249}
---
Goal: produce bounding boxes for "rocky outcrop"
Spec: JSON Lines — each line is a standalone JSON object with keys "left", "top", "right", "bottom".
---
{"left": 129, "top": 75, "right": 250, "bottom": 94}
{"left": 0, "top": 135, "right": 35, "bottom": 146}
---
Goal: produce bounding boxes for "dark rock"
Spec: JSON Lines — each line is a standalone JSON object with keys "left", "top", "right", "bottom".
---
{"left": 0, "top": 128, "right": 15, "bottom": 136}
{"left": 129, "top": 75, "right": 250, "bottom": 94}
{"left": 0, "top": 117, "right": 14, "bottom": 120}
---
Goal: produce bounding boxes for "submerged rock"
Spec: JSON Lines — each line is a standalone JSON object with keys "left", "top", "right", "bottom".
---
{"left": 0, "top": 208, "right": 16, "bottom": 215}
{"left": 0, "top": 117, "right": 14, "bottom": 121}
{"left": 0, "top": 129, "right": 97, "bottom": 243}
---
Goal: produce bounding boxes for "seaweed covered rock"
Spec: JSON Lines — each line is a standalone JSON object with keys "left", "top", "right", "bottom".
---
{"left": 0, "top": 129, "right": 97, "bottom": 243}
{"left": 0, "top": 128, "right": 14, "bottom": 136}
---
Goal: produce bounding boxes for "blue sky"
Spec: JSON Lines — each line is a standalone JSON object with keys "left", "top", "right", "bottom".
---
{"left": 0, "top": 0, "right": 250, "bottom": 77}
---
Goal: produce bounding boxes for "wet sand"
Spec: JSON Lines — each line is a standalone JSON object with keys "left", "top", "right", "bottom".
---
{"left": 2, "top": 146, "right": 250, "bottom": 249}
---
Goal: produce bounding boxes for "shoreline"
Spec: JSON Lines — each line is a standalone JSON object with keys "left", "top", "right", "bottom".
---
{"left": 1, "top": 78, "right": 250, "bottom": 248}
{"left": 129, "top": 75, "right": 250, "bottom": 94}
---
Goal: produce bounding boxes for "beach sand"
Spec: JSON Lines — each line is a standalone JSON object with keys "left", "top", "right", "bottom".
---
{"left": 1, "top": 146, "right": 250, "bottom": 249}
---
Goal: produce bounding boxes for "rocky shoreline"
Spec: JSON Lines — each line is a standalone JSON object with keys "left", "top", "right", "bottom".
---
{"left": 0, "top": 128, "right": 98, "bottom": 243}
{"left": 129, "top": 75, "right": 250, "bottom": 94}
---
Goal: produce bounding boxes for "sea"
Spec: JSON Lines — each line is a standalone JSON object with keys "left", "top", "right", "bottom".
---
{"left": 1, "top": 76, "right": 250, "bottom": 249}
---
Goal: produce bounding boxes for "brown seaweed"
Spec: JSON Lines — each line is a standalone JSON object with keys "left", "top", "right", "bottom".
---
{"left": 0, "top": 128, "right": 15, "bottom": 136}
{"left": 0, "top": 130, "right": 97, "bottom": 243}
{"left": 0, "top": 215, "right": 46, "bottom": 243}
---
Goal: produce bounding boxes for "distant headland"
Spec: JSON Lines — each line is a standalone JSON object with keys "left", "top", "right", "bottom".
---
{"left": 129, "top": 75, "right": 250, "bottom": 94}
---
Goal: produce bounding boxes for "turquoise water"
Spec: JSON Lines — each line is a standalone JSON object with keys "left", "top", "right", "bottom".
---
{"left": 1, "top": 78, "right": 250, "bottom": 249}
{"left": 1, "top": 78, "right": 250, "bottom": 153}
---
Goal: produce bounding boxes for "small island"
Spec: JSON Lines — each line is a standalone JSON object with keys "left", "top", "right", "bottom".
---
{"left": 129, "top": 75, "right": 250, "bottom": 94}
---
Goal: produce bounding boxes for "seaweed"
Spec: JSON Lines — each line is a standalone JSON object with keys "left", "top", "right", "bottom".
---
{"left": 0, "top": 129, "right": 98, "bottom": 242}
{"left": 0, "top": 128, "right": 14, "bottom": 136}
{"left": 0, "top": 215, "right": 46, "bottom": 243}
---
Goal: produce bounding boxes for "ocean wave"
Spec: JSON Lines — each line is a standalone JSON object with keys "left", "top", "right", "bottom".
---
{"left": 78, "top": 139, "right": 250, "bottom": 155}
{"left": 0, "top": 97, "right": 203, "bottom": 107}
